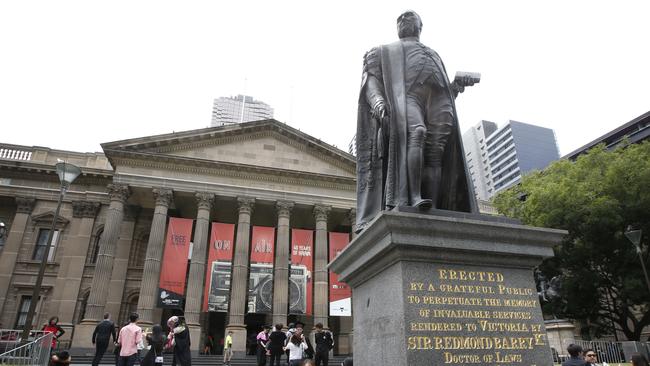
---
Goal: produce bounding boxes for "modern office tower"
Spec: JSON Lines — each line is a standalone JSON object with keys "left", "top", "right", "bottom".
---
{"left": 563, "top": 110, "right": 650, "bottom": 160}
{"left": 211, "top": 94, "right": 274, "bottom": 126}
{"left": 462, "top": 120, "right": 498, "bottom": 201}
{"left": 463, "top": 120, "right": 560, "bottom": 199}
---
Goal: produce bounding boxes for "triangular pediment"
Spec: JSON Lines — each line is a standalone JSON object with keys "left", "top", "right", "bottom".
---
{"left": 102, "top": 119, "right": 356, "bottom": 178}
{"left": 31, "top": 211, "right": 70, "bottom": 227}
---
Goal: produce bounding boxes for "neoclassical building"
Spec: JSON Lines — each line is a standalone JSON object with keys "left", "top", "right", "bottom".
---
{"left": 0, "top": 120, "right": 356, "bottom": 355}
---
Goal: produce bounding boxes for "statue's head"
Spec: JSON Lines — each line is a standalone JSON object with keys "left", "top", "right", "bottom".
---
{"left": 397, "top": 10, "right": 422, "bottom": 39}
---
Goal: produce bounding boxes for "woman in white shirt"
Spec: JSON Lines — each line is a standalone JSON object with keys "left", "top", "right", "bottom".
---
{"left": 284, "top": 334, "right": 307, "bottom": 366}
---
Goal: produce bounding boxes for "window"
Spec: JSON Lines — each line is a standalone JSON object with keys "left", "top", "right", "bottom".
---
{"left": 32, "top": 229, "right": 59, "bottom": 262}
{"left": 15, "top": 296, "right": 31, "bottom": 328}
{"left": 90, "top": 229, "right": 103, "bottom": 264}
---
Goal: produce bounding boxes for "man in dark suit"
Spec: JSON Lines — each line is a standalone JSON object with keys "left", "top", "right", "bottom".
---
{"left": 562, "top": 343, "right": 586, "bottom": 366}
{"left": 92, "top": 313, "right": 117, "bottom": 366}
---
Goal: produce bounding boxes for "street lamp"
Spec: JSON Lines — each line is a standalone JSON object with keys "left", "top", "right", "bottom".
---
{"left": 624, "top": 225, "right": 650, "bottom": 295}
{"left": 20, "top": 161, "right": 81, "bottom": 342}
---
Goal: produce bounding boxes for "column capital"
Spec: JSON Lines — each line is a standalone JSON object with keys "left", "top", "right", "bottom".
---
{"left": 124, "top": 205, "right": 141, "bottom": 222}
{"left": 107, "top": 184, "right": 131, "bottom": 204}
{"left": 195, "top": 192, "right": 214, "bottom": 211}
{"left": 313, "top": 205, "right": 331, "bottom": 222}
{"left": 237, "top": 197, "right": 255, "bottom": 215}
{"left": 152, "top": 188, "right": 173, "bottom": 207}
{"left": 276, "top": 201, "right": 294, "bottom": 219}
{"left": 72, "top": 201, "right": 100, "bottom": 218}
{"left": 15, "top": 197, "right": 36, "bottom": 214}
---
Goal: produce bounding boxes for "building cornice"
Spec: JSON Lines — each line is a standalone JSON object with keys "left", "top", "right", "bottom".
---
{"left": 107, "top": 150, "right": 356, "bottom": 192}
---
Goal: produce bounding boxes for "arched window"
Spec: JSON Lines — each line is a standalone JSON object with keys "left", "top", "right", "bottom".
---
{"left": 120, "top": 293, "right": 139, "bottom": 325}
{"left": 76, "top": 291, "right": 90, "bottom": 324}
{"left": 128, "top": 233, "right": 148, "bottom": 268}
{"left": 89, "top": 228, "right": 104, "bottom": 264}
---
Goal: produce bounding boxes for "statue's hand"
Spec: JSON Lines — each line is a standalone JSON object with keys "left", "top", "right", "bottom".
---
{"left": 371, "top": 100, "right": 388, "bottom": 119}
{"left": 457, "top": 75, "right": 476, "bottom": 88}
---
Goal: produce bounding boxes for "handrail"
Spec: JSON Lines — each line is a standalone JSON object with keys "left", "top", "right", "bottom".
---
{"left": 0, "top": 331, "right": 53, "bottom": 366}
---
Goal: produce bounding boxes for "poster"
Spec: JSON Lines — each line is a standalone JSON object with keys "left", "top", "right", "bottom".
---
{"left": 248, "top": 226, "right": 275, "bottom": 313}
{"left": 203, "top": 222, "right": 235, "bottom": 312}
{"left": 290, "top": 229, "right": 313, "bottom": 315}
{"left": 158, "top": 217, "right": 194, "bottom": 308}
{"left": 328, "top": 232, "right": 351, "bottom": 316}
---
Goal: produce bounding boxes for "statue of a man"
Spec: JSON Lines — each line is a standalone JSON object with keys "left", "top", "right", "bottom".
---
{"left": 356, "top": 10, "right": 477, "bottom": 232}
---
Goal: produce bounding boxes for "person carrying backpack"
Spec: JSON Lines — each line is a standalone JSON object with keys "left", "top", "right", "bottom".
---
{"left": 313, "top": 323, "right": 333, "bottom": 366}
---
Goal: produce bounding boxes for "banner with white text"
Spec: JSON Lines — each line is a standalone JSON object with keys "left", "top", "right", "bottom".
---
{"left": 328, "top": 232, "right": 351, "bottom": 316}
{"left": 248, "top": 226, "right": 276, "bottom": 313}
{"left": 158, "top": 217, "right": 194, "bottom": 308}
{"left": 203, "top": 222, "right": 235, "bottom": 312}
{"left": 290, "top": 229, "right": 313, "bottom": 315}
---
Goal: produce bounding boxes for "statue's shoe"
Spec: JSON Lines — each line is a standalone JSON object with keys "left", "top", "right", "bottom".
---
{"left": 412, "top": 198, "right": 432, "bottom": 210}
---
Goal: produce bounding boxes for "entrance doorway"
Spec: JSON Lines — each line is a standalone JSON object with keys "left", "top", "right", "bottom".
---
{"left": 204, "top": 312, "right": 226, "bottom": 355}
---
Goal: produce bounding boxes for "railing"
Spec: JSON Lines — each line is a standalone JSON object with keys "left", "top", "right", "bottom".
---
{"left": 0, "top": 148, "right": 33, "bottom": 161}
{"left": 0, "top": 331, "right": 53, "bottom": 366}
{"left": 575, "top": 339, "right": 650, "bottom": 364}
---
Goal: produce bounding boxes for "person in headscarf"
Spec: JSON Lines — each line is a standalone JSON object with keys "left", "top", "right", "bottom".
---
{"left": 166, "top": 316, "right": 191, "bottom": 366}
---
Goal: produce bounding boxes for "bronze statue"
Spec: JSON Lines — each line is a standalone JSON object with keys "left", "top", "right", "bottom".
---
{"left": 356, "top": 10, "right": 478, "bottom": 232}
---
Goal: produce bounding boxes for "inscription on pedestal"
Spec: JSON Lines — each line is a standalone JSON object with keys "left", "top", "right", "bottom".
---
{"left": 403, "top": 263, "right": 552, "bottom": 365}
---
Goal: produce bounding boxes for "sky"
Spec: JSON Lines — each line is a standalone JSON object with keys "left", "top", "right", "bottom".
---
{"left": 1, "top": 1, "right": 648, "bottom": 157}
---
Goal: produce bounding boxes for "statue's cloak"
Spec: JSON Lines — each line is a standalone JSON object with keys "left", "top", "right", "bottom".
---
{"left": 356, "top": 40, "right": 477, "bottom": 232}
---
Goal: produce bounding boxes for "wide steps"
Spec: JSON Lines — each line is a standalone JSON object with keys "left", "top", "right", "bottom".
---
{"left": 70, "top": 354, "right": 350, "bottom": 366}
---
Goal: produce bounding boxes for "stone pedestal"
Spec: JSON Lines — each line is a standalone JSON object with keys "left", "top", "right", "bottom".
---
{"left": 544, "top": 319, "right": 576, "bottom": 359}
{"left": 329, "top": 209, "right": 565, "bottom": 366}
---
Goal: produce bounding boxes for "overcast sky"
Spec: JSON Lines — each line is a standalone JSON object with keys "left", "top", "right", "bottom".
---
{"left": 1, "top": 1, "right": 648, "bottom": 157}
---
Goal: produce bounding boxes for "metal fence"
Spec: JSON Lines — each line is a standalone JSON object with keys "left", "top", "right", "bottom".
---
{"left": 0, "top": 331, "right": 53, "bottom": 366}
{"left": 575, "top": 340, "right": 650, "bottom": 364}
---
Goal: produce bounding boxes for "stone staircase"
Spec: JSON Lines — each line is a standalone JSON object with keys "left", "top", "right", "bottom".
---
{"left": 70, "top": 353, "right": 350, "bottom": 366}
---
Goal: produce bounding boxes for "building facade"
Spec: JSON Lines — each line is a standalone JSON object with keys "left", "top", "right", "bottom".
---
{"left": 463, "top": 120, "right": 560, "bottom": 199}
{"left": 211, "top": 95, "right": 274, "bottom": 127}
{"left": 563, "top": 110, "right": 650, "bottom": 160}
{"left": 0, "top": 120, "right": 355, "bottom": 355}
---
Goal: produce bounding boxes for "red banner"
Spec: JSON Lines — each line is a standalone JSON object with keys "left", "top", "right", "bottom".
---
{"left": 158, "top": 217, "right": 194, "bottom": 308}
{"left": 329, "top": 232, "right": 351, "bottom": 316}
{"left": 248, "top": 226, "right": 275, "bottom": 313}
{"left": 290, "top": 229, "right": 313, "bottom": 315}
{"left": 203, "top": 222, "right": 235, "bottom": 312}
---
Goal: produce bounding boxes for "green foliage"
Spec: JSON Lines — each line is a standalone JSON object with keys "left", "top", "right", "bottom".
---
{"left": 493, "top": 141, "right": 650, "bottom": 340}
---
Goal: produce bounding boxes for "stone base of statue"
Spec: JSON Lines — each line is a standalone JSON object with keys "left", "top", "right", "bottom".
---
{"left": 329, "top": 208, "right": 565, "bottom": 366}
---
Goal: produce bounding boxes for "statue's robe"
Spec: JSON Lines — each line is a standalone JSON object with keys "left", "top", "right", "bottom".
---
{"left": 356, "top": 39, "right": 477, "bottom": 233}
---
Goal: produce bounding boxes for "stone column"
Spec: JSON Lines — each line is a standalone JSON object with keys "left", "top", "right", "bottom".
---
{"left": 0, "top": 197, "right": 35, "bottom": 315}
{"left": 73, "top": 184, "right": 130, "bottom": 349}
{"left": 50, "top": 201, "right": 100, "bottom": 325}
{"left": 185, "top": 192, "right": 214, "bottom": 352}
{"left": 313, "top": 205, "right": 330, "bottom": 328}
{"left": 137, "top": 188, "right": 173, "bottom": 325}
{"left": 84, "top": 184, "right": 130, "bottom": 320}
{"left": 104, "top": 205, "right": 140, "bottom": 319}
{"left": 225, "top": 197, "right": 254, "bottom": 357}
{"left": 337, "top": 208, "right": 355, "bottom": 355}
{"left": 272, "top": 201, "right": 293, "bottom": 327}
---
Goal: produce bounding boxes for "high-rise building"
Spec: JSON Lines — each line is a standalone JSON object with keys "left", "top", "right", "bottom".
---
{"left": 211, "top": 94, "right": 274, "bottom": 126}
{"left": 463, "top": 120, "right": 560, "bottom": 200}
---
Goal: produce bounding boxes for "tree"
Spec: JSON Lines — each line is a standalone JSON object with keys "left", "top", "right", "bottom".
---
{"left": 493, "top": 141, "right": 650, "bottom": 340}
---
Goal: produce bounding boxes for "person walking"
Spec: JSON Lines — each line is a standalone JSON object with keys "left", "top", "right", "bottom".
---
{"left": 283, "top": 334, "right": 307, "bottom": 366}
{"left": 256, "top": 325, "right": 270, "bottom": 366}
{"left": 223, "top": 331, "right": 233, "bottom": 366}
{"left": 92, "top": 313, "right": 117, "bottom": 366}
{"left": 167, "top": 316, "right": 191, "bottom": 366}
{"left": 561, "top": 344, "right": 585, "bottom": 366}
{"left": 141, "top": 324, "right": 166, "bottom": 366}
{"left": 42, "top": 316, "right": 65, "bottom": 351}
{"left": 268, "top": 324, "right": 286, "bottom": 366}
{"left": 116, "top": 313, "right": 143, "bottom": 366}
{"left": 313, "top": 323, "right": 333, "bottom": 366}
